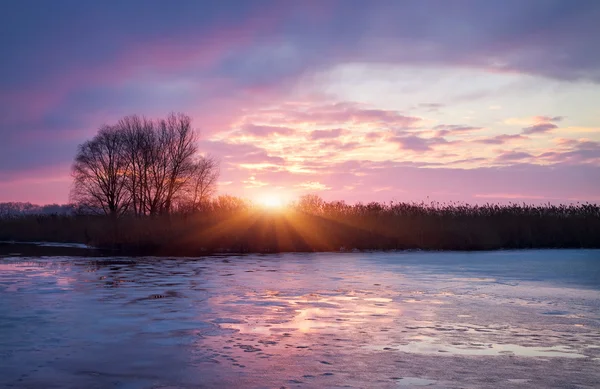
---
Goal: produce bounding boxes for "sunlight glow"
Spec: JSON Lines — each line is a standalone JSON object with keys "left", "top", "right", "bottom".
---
{"left": 258, "top": 194, "right": 284, "bottom": 209}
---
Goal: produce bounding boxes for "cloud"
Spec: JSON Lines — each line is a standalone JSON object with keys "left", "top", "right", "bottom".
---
{"left": 417, "top": 103, "right": 444, "bottom": 112}
{"left": 320, "top": 140, "right": 362, "bottom": 151}
{"left": 309, "top": 128, "right": 348, "bottom": 140}
{"left": 391, "top": 136, "right": 432, "bottom": 152}
{"left": 364, "top": 131, "right": 386, "bottom": 141}
{"left": 390, "top": 135, "right": 448, "bottom": 152}
{"left": 220, "top": 161, "right": 600, "bottom": 204}
{"left": 448, "top": 157, "right": 488, "bottom": 165}
{"left": 242, "top": 176, "right": 269, "bottom": 188}
{"left": 534, "top": 116, "right": 564, "bottom": 123}
{"left": 2, "top": 1, "right": 600, "bottom": 204}
{"left": 294, "top": 181, "right": 331, "bottom": 191}
{"left": 241, "top": 124, "right": 296, "bottom": 137}
{"left": 419, "top": 103, "right": 444, "bottom": 108}
{"left": 495, "top": 151, "right": 534, "bottom": 162}
{"left": 254, "top": 102, "right": 422, "bottom": 128}
{"left": 433, "top": 125, "right": 483, "bottom": 137}
{"left": 522, "top": 123, "right": 559, "bottom": 135}
{"left": 538, "top": 140, "right": 600, "bottom": 164}
{"left": 199, "top": 140, "right": 285, "bottom": 166}
{"left": 475, "top": 134, "right": 528, "bottom": 145}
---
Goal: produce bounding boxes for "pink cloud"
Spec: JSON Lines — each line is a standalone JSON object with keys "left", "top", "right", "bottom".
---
{"left": 364, "top": 131, "right": 386, "bottom": 141}
{"left": 246, "top": 101, "right": 421, "bottom": 128}
{"left": 534, "top": 115, "right": 564, "bottom": 123}
{"left": 241, "top": 124, "right": 296, "bottom": 137}
{"left": 217, "top": 160, "right": 600, "bottom": 205}
{"left": 3, "top": 3, "right": 599, "bottom": 207}
{"left": 309, "top": 128, "right": 348, "bottom": 140}
{"left": 319, "top": 140, "right": 362, "bottom": 151}
{"left": 200, "top": 140, "right": 286, "bottom": 167}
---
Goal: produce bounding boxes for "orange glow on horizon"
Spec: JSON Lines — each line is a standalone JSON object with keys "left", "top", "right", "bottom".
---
{"left": 256, "top": 193, "right": 285, "bottom": 209}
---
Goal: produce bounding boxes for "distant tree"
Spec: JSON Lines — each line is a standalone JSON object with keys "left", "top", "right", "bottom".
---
{"left": 0, "top": 203, "right": 8, "bottom": 218}
{"left": 0, "top": 202, "right": 74, "bottom": 218}
{"left": 70, "top": 113, "right": 219, "bottom": 217}
{"left": 212, "top": 195, "right": 250, "bottom": 213}
{"left": 296, "top": 194, "right": 325, "bottom": 214}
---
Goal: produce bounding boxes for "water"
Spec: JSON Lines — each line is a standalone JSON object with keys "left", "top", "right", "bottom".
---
{"left": 1, "top": 250, "right": 599, "bottom": 388}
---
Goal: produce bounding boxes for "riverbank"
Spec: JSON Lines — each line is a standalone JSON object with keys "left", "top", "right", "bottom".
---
{"left": 1, "top": 201, "right": 599, "bottom": 255}
{"left": 0, "top": 242, "right": 102, "bottom": 257}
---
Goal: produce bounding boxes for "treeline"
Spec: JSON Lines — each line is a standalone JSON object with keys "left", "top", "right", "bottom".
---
{"left": 0, "top": 202, "right": 75, "bottom": 218}
{"left": 71, "top": 113, "right": 218, "bottom": 217}
{"left": 1, "top": 195, "right": 599, "bottom": 254}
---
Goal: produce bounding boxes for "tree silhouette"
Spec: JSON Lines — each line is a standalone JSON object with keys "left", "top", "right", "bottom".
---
{"left": 71, "top": 125, "right": 130, "bottom": 217}
{"left": 70, "top": 113, "right": 218, "bottom": 217}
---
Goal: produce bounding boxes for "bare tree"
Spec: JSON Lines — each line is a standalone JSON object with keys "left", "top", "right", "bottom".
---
{"left": 161, "top": 113, "right": 198, "bottom": 214}
{"left": 71, "top": 113, "right": 219, "bottom": 217}
{"left": 296, "top": 194, "right": 325, "bottom": 214}
{"left": 181, "top": 156, "right": 219, "bottom": 212}
{"left": 70, "top": 125, "right": 131, "bottom": 217}
{"left": 118, "top": 115, "right": 154, "bottom": 217}
{"left": 212, "top": 195, "right": 250, "bottom": 213}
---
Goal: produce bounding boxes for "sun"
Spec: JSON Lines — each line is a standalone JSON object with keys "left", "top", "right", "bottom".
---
{"left": 258, "top": 194, "right": 284, "bottom": 209}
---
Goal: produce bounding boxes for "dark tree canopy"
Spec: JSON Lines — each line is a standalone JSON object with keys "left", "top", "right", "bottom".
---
{"left": 70, "top": 113, "right": 219, "bottom": 217}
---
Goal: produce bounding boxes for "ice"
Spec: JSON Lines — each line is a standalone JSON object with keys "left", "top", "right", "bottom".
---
{"left": 0, "top": 241, "right": 94, "bottom": 249}
{"left": 394, "top": 377, "right": 438, "bottom": 386}
{"left": 1, "top": 250, "right": 599, "bottom": 388}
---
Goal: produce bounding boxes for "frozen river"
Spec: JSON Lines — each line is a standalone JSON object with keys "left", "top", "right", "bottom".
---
{"left": 1, "top": 250, "right": 599, "bottom": 388}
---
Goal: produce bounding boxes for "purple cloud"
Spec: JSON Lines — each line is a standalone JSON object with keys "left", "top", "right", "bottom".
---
{"left": 539, "top": 140, "right": 600, "bottom": 164}
{"left": 495, "top": 151, "right": 534, "bottom": 162}
{"left": 390, "top": 135, "right": 449, "bottom": 152}
{"left": 364, "top": 131, "right": 386, "bottom": 141}
{"left": 434, "top": 125, "right": 482, "bottom": 137}
{"left": 522, "top": 123, "right": 559, "bottom": 135}
{"left": 1, "top": 1, "right": 600, "bottom": 204}
{"left": 476, "top": 134, "right": 527, "bottom": 145}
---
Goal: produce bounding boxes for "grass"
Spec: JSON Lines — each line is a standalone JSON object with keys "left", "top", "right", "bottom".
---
{"left": 1, "top": 200, "right": 599, "bottom": 255}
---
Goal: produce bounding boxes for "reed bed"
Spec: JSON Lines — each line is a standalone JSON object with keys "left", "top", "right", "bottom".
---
{"left": 1, "top": 199, "right": 598, "bottom": 255}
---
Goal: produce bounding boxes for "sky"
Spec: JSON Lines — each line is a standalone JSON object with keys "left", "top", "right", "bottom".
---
{"left": 1, "top": 0, "right": 599, "bottom": 205}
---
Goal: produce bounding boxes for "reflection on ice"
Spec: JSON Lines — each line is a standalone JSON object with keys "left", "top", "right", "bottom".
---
{"left": 369, "top": 335, "right": 586, "bottom": 358}
{"left": 1, "top": 250, "right": 599, "bottom": 388}
{"left": 394, "top": 377, "right": 438, "bottom": 386}
{"left": 215, "top": 291, "right": 399, "bottom": 336}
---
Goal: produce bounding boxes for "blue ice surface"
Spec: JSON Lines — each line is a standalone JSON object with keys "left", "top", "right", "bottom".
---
{"left": 356, "top": 249, "right": 600, "bottom": 289}
{"left": 0, "top": 249, "right": 599, "bottom": 388}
